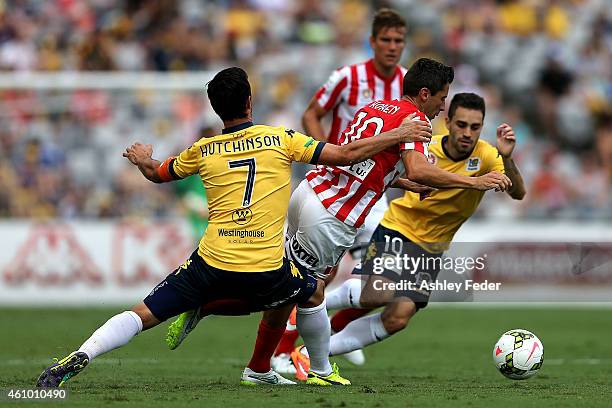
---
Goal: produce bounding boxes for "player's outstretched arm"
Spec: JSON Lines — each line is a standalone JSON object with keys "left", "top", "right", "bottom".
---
{"left": 496, "top": 124, "right": 526, "bottom": 200}
{"left": 123, "top": 142, "right": 172, "bottom": 183}
{"left": 316, "top": 113, "right": 432, "bottom": 166}
{"left": 402, "top": 150, "right": 512, "bottom": 191}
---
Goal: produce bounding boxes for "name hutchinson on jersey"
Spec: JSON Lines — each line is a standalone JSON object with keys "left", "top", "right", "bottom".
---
{"left": 199, "top": 134, "right": 283, "bottom": 157}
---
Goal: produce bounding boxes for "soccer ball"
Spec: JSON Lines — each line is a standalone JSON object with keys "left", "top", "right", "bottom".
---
{"left": 493, "top": 329, "right": 544, "bottom": 380}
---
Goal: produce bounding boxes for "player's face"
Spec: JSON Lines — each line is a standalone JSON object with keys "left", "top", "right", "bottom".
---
{"left": 422, "top": 84, "right": 449, "bottom": 119}
{"left": 370, "top": 26, "right": 406, "bottom": 70}
{"left": 445, "top": 107, "right": 484, "bottom": 154}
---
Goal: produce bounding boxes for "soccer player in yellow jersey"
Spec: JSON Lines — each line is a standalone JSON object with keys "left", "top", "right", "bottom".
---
{"left": 36, "top": 67, "right": 432, "bottom": 387}
{"left": 323, "top": 92, "right": 526, "bottom": 359}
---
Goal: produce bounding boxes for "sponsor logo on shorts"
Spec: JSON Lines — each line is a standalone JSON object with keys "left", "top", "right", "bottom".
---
{"left": 147, "top": 280, "right": 167, "bottom": 297}
{"left": 288, "top": 236, "right": 318, "bottom": 267}
{"left": 265, "top": 288, "right": 302, "bottom": 309}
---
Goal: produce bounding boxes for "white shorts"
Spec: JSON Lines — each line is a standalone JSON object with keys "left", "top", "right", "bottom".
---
{"left": 285, "top": 180, "right": 358, "bottom": 279}
{"left": 350, "top": 193, "right": 388, "bottom": 258}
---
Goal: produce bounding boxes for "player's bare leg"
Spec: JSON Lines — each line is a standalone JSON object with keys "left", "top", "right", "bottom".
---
{"left": 329, "top": 297, "right": 417, "bottom": 356}
{"left": 36, "top": 302, "right": 155, "bottom": 387}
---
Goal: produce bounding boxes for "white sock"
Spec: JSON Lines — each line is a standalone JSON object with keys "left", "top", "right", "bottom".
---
{"left": 297, "top": 300, "right": 332, "bottom": 376}
{"left": 329, "top": 312, "right": 389, "bottom": 356}
{"left": 325, "top": 279, "right": 362, "bottom": 310}
{"left": 78, "top": 311, "right": 143, "bottom": 360}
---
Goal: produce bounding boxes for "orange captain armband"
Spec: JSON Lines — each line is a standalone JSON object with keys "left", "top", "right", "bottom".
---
{"left": 157, "top": 156, "right": 179, "bottom": 182}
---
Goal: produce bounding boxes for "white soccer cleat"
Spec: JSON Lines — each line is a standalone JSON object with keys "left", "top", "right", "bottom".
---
{"left": 271, "top": 353, "right": 297, "bottom": 375}
{"left": 341, "top": 349, "right": 366, "bottom": 365}
{"left": 240, "top": 367, "right": 296, "bottom": 385}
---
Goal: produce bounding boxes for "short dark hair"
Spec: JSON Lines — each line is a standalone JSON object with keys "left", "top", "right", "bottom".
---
{"left": 372, "top": 8, "right": 406, "bottom": 38}
{"left": 448, "top": 93, "right": 486, "bottom": 119}
{"left": 402, "top": 58, "right": 454, "bottom": 97}
{"left": 207, "top": 67, "right": 251, "bottom": 121}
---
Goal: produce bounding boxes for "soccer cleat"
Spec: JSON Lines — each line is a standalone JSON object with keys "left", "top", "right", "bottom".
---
{"left": 36, "top": 351, "right": 89, "bottom": 388}
{"left": 289, "top": 345, "right": 310, "bottom": 381}
{"left": 271, "top": 353, "right": 297, "bottom": 375}
{"left": 166, "top": 308, "right": 202, "bottom": 350}
{"left": 306, "top": 362, "right": 351, "bottom": 386}
{"left": 341, "top": 349, "right": 366, "bottom": 365}
{"left": 240, "top": 367, "right": 296, "bottom": 385}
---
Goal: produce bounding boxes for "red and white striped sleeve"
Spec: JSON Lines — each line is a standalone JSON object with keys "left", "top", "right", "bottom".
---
{"left": 314, "top": 66, "right": 350, "bottom": 111}
{"left": 399, "top": 113, "right": 431, "bottom": 156}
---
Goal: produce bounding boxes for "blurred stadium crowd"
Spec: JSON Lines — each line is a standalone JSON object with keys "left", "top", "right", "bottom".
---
{"left": 0, "top": 0, "right": 609, "bottom": 220}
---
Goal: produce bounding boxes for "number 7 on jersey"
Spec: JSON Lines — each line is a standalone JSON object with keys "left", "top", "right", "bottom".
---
{"left": 228, "top": 158, "right": 256, "bottom": 207}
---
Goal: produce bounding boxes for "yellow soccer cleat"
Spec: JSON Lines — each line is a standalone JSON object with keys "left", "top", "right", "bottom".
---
{"left": 306, "top": 363, "right": 351, "bottom": 386}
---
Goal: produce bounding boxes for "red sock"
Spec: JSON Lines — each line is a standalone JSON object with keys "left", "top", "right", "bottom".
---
{"left": 274, "top": 307, "right": 298, "bottom": 356}
{"left": 330, "top": 308, "right": 371, "bottom": 332}
{"left": 200, "top": 299, "right": 252, "bottom": 316}
{"left": 247, "top": 320, "right": 285, "bottom": 373}
{"left": 274, "top": 329, "right": 299, "bottom": 356}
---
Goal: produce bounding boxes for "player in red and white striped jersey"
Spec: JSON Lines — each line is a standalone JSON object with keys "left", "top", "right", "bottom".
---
{"left": 305, "top": 99, "right": 429, "bottom": 229}
{"left": 271, "top": 10, "right": 412, "bottom": 373}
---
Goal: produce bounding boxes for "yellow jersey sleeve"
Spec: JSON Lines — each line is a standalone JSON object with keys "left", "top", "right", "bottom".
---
{"left": 283, "top": 128, "right": 325, "bottom": 164}
{"left": 172, "top": 144, "right": 201, "bottom": 178}
{"left": 484, "top": 144, "right": 505, "bottom": 174}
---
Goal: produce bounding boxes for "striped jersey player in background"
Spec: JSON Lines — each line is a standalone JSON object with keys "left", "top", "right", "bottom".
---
{"left": 274, "top": 8, "right": 410, "bottom": 370}
{"left": 322, "top": 92, "right": 526, "bottom": 363}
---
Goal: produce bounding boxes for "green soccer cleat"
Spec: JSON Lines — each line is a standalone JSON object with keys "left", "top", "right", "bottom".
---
{"left": 36, "top": 351, "right": 89, "bottom": 388}
{"left": 306, "top": 363, "right": 351, "bottom": 386}
{"left": 166, "top": 308, "right": 202, "bottom": 350}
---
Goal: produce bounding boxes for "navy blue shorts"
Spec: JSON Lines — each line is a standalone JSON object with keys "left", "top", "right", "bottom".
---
{"left": 144, "top": 251, "right": 317, "bottom": 321}
{"left": 353, "top": 224, "right": 443, "bottom": 310}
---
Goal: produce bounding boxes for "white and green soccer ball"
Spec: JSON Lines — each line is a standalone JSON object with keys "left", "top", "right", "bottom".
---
{"left": 493, "top": 329, "right": 544, "bottom": 380}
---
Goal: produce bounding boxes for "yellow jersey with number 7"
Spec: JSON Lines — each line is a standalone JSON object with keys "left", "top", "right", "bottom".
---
{"left": 170, "top": 122, "right": 324, "bottom": 272}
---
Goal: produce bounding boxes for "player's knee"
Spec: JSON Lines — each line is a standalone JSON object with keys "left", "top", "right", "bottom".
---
{"left": 381, "top": 312, "right": 409, "bottom": 334}
{"left": 302, "top": 278, "right": 325, "bottom": 308}
{"left": 131, "top": 302, "right": 159, "bottom": 331}
{"left": 381, "top": 302, "right": 417, "bottom": 334}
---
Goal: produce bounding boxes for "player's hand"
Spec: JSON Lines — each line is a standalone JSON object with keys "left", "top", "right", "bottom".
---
{"left": 396, "top": 113, "right": 432, "bottom": 144}
{"left": 393, "top": 177, "right": 436, "bottom": 198}
{"left": 496, "top": 123, "right": 516, "bottom": 158}
{"left": 473, "top": 171, "right": 512, "bottom": 192}
{"left": 123, "top": 142, "right": 153, "bottom": 165}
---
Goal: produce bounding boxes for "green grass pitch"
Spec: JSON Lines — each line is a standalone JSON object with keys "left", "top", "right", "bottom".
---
{"left": 1, "top": 306, "right": 610, "bottom": 407}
